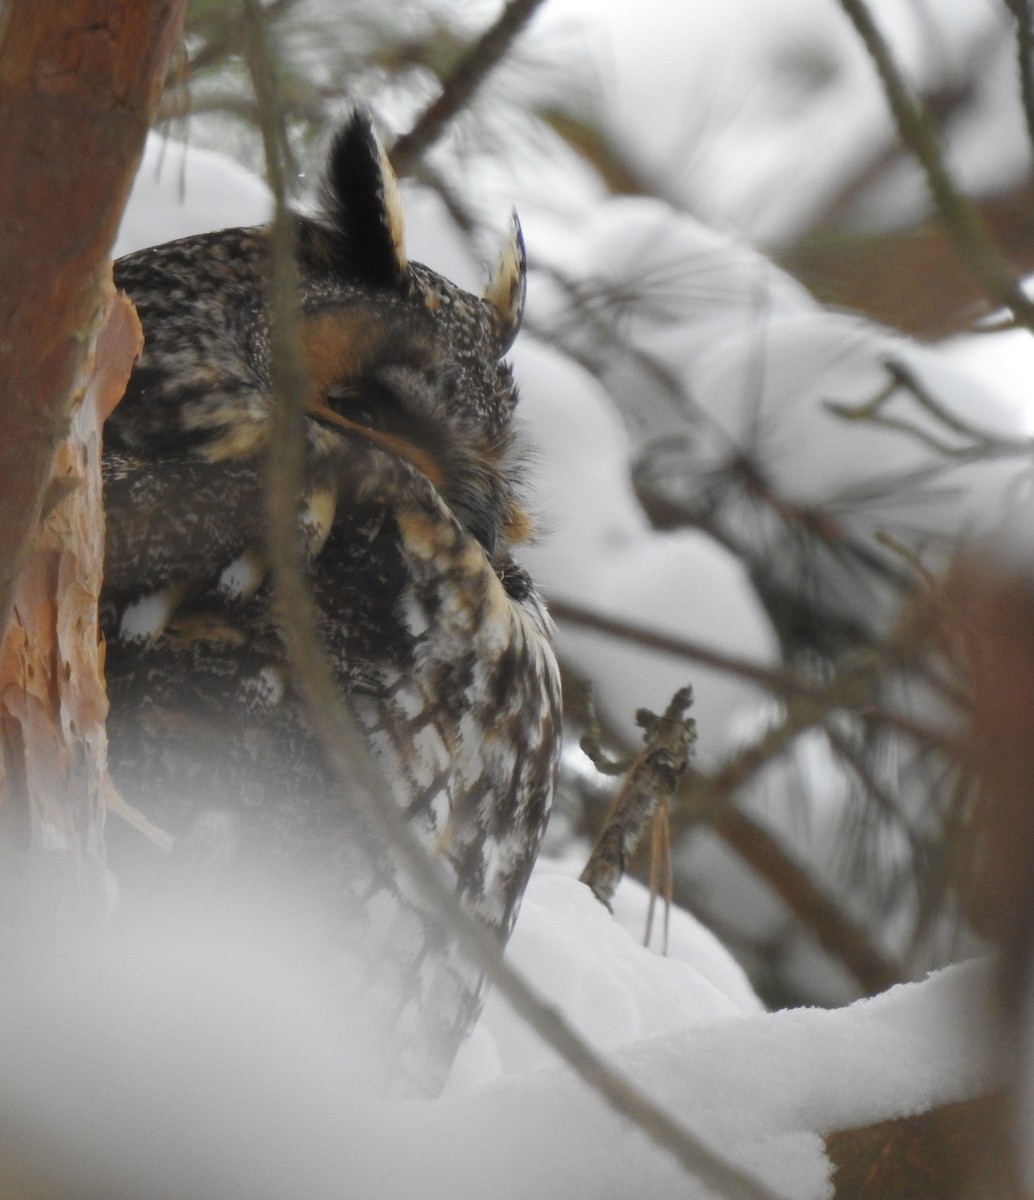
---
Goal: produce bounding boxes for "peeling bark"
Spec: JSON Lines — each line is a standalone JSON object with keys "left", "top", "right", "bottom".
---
{"left": 0, "top": 0, "right": 185, "bottom": 637}
{"left": 0, "top": 288, "right": 140, "bottom": 924}
{"left": 0, "top": 1, "right": 185, "bottom": 924}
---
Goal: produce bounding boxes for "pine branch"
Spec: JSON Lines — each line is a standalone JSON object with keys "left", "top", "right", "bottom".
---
{"left": 548, "top": 598, "right": 962, "bottom": 754}
{"left": 837, "top": 0, "right": 1034, "bottom": 334}
{"left": 668, "top": 700, "right": 907, "bottom": 994}
{"left": 711, "top": 807, "right": 906, "bottom": 996}
{"left": 191, "top": 0, "right": 301, "bottom": 76}
{"left": 825, "top": 359, "right": 1034, "bottom": 461}
{"left": 390, "top": 0, "right": 549, "bottom": 175}
{"left": 1004, "top": 0, "right": 1034, "bottom": 181}
{"left": 242, "top": 8, "right": 787, "bottom": 1197}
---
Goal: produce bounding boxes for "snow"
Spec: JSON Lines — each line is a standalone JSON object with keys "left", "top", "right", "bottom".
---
{"left": 426, "top": 959, "right": 998, "bottom": 1200}
{"left": 512, "top": 335, "right": 779, "bottom": 754}
{"left": 519, "top": 191, "right": 1032, "bottom": 709}
{"left": 938, "top": 328, "right": 1034, "bottom": 435}
{"left": 452, "top": 862, "right": 763, "bottom": 1087}
{"left": 0, "top": 896, "right": 1001, "bottom": 1200}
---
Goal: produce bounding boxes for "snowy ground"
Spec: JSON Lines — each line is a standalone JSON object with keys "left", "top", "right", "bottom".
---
{"left": 0, "top": 874, "right": 1000, "bottom": 1200}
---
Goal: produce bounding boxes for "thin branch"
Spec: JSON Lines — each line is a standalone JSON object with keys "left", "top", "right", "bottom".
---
{"left": 1004, "top": 0, "right": 1034, "bottom": 177}
{"left": 685, "top": 700, "right": 828, "bottom": 819}
{"left": 390, "top": 0, "right": 549, "bottom": 175}
{"left": 550, "top": 599, "right": 798, "bottom": 696}
{"left": 825, "top": 359, "right": 1034, "bottom": 460}
{"left": 577, "top": 682, "right": 635, "bottom": 776}
{"left": 539, "top": 108, "right": 657, "bottom": 196}
{"left": 191, "top": 0, "right": 301, "bottom": 76}
{"left": 241, "top": 8, "right": 787, "bottom": 1198}
{"left": 548, "top": 598, "right": 962, "bottom": 754}
{"left": 708, "top": 807, "right": 906, "bottom": 995}
{"left": 825, "top": 726, "right": 926, "bottom": 861}
{"left": 837, "top": 0, "right": 1034, "bottom": 334}
{"left": 798, "top": 20, "right": 1004, "bottom": 235}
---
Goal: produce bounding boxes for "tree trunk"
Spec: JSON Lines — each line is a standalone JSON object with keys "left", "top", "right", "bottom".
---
{"left": 0, "top": 0, "right": 185, "bottom": 928}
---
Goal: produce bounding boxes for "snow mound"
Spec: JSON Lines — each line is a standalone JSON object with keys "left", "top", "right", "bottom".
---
{"left": 453, "top": 863, "right": 762, "bottom": 1087}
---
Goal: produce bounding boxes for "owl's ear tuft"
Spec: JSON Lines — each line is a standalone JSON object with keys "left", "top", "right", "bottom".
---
{"left": 484, "top": 210, "right": 526, "bottom": 354}
{"left": 321, "top": 109, "right": 408, "bottom": 287}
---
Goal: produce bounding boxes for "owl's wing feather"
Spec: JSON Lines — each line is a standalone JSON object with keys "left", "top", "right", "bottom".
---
{"left": 103, "top": 452, "right": 265, "bottom": 599}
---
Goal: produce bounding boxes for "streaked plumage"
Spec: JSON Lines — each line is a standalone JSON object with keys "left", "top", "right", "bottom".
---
{"left": 102, "top": 112, "right": 561, "bottom": 1095}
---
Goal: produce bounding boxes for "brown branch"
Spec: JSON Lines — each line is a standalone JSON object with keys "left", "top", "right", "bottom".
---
{"left": 539, "top": 108, "right": 656, "bottom": 196}
{"left": 389, "top": 0, "right": 549, "bottom": 176}
{"left": 837, "top": 0, "right": 1034, "bottom": 334}
{"left": 826, "top": 1092, "right": 1012, "bottom": 1200}
{"left": 685, "top": 700, "right": 827, "bottom": 818}
{"left": 548, "top": 598, "right": 961, "bottom": 754}
{"left": 243, "top": 11, "right": 786, "bottom": 1195}
{"left": 0, "top": 0, "right": 186, "bottom": 641}
{"left": 581, "top": 688, "right": 695, "bottom": 909}
{"left": 710, "top": 807, "right": 906, "bottom": 996}
{"left": 1005, "top": 0, "right": 1034, "bottom": 179}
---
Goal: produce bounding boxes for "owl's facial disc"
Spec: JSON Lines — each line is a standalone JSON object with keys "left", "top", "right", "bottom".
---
{"left": 300, "top": 308, "right": 516, "bottom": 555}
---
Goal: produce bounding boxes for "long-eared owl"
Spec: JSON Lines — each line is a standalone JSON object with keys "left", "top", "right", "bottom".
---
{"left": 101, "top": 111, "right": 562, "bottom": 1096}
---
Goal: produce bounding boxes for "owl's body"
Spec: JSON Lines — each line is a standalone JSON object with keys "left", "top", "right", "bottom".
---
{"left": 102, "top": 114, "right": 561, "bottom": 1094}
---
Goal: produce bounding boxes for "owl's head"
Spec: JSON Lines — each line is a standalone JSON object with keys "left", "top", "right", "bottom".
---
{"left": 295, "top": 111, "right": 530, "bottom": 557}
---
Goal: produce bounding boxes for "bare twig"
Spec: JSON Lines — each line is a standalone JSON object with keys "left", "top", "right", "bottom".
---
{"left": 685, "top": 699, "right": 829, "bottom": 819}
{"left": 390, "top": 0, "right": 549, "bottom": 175}
{"left": 1004, "top": 0, "right": 1034, "bottom": 176}
{"left": 837, "top": 0, "right": 1034, "bottom": 334}
{"left": 548, "top": 598, "right": 962, "bottom": 754}
{"left": 825, "top": 359, "right": 1034, "bottom": 461}
{"left": 709, "top": 807, "right": 906, "bottom": 995}
{"left": 581, "top": 688, "right": 695, "bottom": 909}
{"left": 192, "top": 0, "right": 301, "bottom": 76}
{"left": 242, "top": 9, "right": 787, "bottom": 1198}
